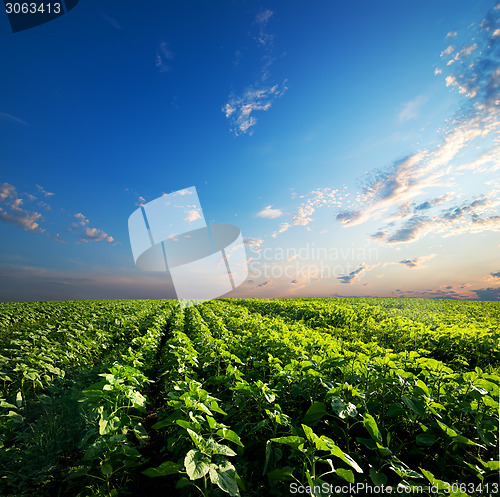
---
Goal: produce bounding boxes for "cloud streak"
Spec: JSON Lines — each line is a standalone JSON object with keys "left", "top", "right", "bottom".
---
{"left": 223, "top": 9, "right": 287, "bottom": 135}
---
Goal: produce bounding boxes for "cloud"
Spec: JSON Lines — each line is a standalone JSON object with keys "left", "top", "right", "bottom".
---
{"left": 223, "top": 82, "right": 287, "bottom": 136}
{"left": 36, "top": 184, "right": 54, "bottom": 197}
{"left": 0, "top": 182, "right": 44, "bottom": 232}
{"left": 257, "top": 280, "right": 273, "bottom": 288}
{"left": 491, "top": 271, "right": 500, "bottom": 278}
{"left": 375, "top": 196, "right": 500, "bottom": 244}
{"left": 184, "top": 208, "right": 201, "bottom": 222}
{"left": 257, "top": 205, "right": 283, "bottom": 219}
{"left": 337, "top": 262, "right": 379, "bottom": 284}
{"left": 71, "top": 213, "right": 114, "bottom": 243}
{"left": 338, "top": 265, "right": 365, "bottom": 284}
{"left": 244, "top": 237, "right": 264, "bottom": 252}
{"left": 223, "top": 9, "right": 287, "bottom": 135}
{"left": 101, "top": 12, "right": 121, "bottom": 29}
{"left": 457, "top": 147, "right": 500, "bottom": 173}
{"left": 0, "top": 112, "right": 28, "bottom": 126}
{"left": 0, "top": 209, "right": 43, "bottom": 231}
{"left": 156, "top": 41, "right": 173, "bottom": 73}
{"left": 398, "top": 95, "right": 428, "bottom": 122}
{"left": 397, "top": 254, "right": 436, "bottom": 269}
{"left": 438, "top": 5, "right": 500, "bottom": 108}
{"left": 473, "top": 287, "right": 500, "bottom": 300}
{"left": 339, "top": 7, "right": 500, "bottom": 237}
{"left": 255, "top": 9, "right": 274, "bottom": 48}
{"left": 274, "top": 188, "right": 342, "bottom": 236}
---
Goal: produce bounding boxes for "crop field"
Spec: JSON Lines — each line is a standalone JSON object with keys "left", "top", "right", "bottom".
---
{"left": 0, "top": 298, "right": 498, "bottom": 497}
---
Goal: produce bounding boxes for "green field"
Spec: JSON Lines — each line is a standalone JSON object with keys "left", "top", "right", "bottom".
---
{"left": 0, "top": 298, "right": 498, "bottom": 496}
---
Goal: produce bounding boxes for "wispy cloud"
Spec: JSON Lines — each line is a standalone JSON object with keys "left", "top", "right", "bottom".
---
{"left": 223, "top": 83, "right": 287, "bottom": 136}
{"left": 438, "top": 5, "right": 500, "bottom": 107}
{"left": 244, "top": 237, "right": 264, "bottom": 252}
{"left": 272, "top": 188, "right": 342, "bottom": 237}
{"left": 257, "top": 205, "right": 283, "bottom": 219}
{"left": 338, "top": 262, "right": 379, "bottom": 284}
{"left": 223, "top": 9, "right": 287, "bottom": 135}
{"left": 101, "top": 12, "right": 121, "bottom": 29}
{"left": 398, "top": 95, "right": 428, "bottom": 122}
{"left": 386, "top": 254, "right": 437, "bottom": 269}
{"left": 491, "top": 270, "right": 500, "bottom": 278}
{"left": 36, "top": 184, "right": 54, "bottom": 197}
{"left": 156, "top": 41, "right": 173, "bottom": 73}
{"left": 337, "top": 5, "right": 500, "bottom": 238}
{"left": 0, "top": 112, "right": 28, "bottom": 126}
{"left": 374, "top": 195, "right": 500, "bottom": 244}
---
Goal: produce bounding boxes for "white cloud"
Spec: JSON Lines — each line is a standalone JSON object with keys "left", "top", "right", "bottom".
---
{"left": 0, "top": 182, "right": 44, "bottom": 232}
{"left": 156, "top": 41, "right": 173, "bottom": 73}
{"left": 185, "top": 208, "right": 201, "bottom": 222}
{"left": 257, "top": 205, "right": 283, "bottom": 219}
{"left": 71, "top": 213, "right": 114, "bottom": 243}
{"left": 223, "top": 9, "right": 287, "bottom": 135}
{"left": 398, "top": 95, "right": 428, "bottom": 122}
{"left": 36, "top": 184, "right": 54, "bottom": 197}
{"left": 223, "top": 82, "right": 287, "bottom": 136}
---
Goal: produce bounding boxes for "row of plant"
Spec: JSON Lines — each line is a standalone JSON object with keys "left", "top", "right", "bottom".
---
{"left": 0, "top": 298, "right": 497, "bottom": 496}
{"left": 139, "top": 300, "right": 498, "bottom": 496}
{"left": 0, "top": 299, "right": 175, "bottom": 496}
{"left": 233, "top": 298, "right": 499, "bottom": 370}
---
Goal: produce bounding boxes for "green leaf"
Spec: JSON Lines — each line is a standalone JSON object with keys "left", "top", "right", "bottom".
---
{"left": 65, "top": 467, "right": 89, "bottom": 480}
{"left": 101, "top": 463, "right": 113, "bottom": 476}
{"left": 142, "top": 461, "right": 183, "bottom": 478}
{"left": 330, "top": 397, "right": 357, "bottom": 419}
{"left": 402, "top": 395, "right": 425, "bottom": 416}
{"left": 209, "top": 461, "right": 240, "bottom": 496}
{"left": 303, "top": 401, "right": 327, "bottom": 424}
{"left": 387, "top": 402, "right": 405, "bottom": 417}
{"left": 416, "top": 433, "right": 436, "bottom": 446}
{"left": 210, "top": 400, "right": 227, "bottom": 415}
{"left": 319, "top": 435, "right": 363, "bottom": 473}
{"left": 415, "top": 379, "right": 430, "bottom": 396}
{"left": 217, "top": 428, "right": 244, "bottom": 447}
{"left": 420, "top": 468, "right": 469, "bottom": 496}
{"left": 390, "top": 457, "right": 422, "bottom": 479}
{"left": 270, "top": 435, "right": 306, "bottom": 450}
{"left": 263, "top": 440, "right": 282, "bottom": 475}
{"left": 99, "top": 415, "right": 120, "bottom": 435}
{"left": 6, "top": 410, "right": 23, "bottom": 423}
{"left": 363, "top": 414, "right": 381, "bottom": 443}
{"left": 369, "top": 468, "right": 387, "bottom": 486}
{"left": 206, "top": 439, "right": 237, "bottom": 456}
{"left": 477, "top": 459, "right": 499, "bottom": 472}
{"left": 266, "top": 467, "right": 295, "bottom": 480}
{"left": 187, "top": 428, "right": 206, "bottom": 451}
{"left": 336, "top": 468, "right": 354, "bottom": 483}
{"left": 184, "top": 449, "right": 210, "bottom": 480}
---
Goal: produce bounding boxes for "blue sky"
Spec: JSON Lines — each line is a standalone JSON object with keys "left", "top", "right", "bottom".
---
{"left": 1, "top": 0, "right": 499, "bottom": 302}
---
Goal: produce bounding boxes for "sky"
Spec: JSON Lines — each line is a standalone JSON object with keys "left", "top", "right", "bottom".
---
{"left": 0, "top": 0, "right": 499, "bottom": 302}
